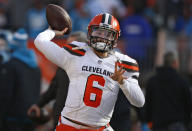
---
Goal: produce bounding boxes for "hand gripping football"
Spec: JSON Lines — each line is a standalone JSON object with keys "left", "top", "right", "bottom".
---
{"left": 46, "top": 4, "right": 72, "bottom": 34}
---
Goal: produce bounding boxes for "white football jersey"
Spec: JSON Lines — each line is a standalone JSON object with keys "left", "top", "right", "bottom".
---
{"left": 34, "top": 29, "right": 145, "bottom": 127}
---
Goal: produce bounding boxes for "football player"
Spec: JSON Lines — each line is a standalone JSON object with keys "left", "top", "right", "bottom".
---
{"left": 34, "top": 13, "right": 145, "bottom": 131}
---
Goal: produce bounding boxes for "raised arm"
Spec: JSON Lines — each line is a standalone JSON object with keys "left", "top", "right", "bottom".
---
{"left": 34, "top": 29, "right": 68, "bottom": 68}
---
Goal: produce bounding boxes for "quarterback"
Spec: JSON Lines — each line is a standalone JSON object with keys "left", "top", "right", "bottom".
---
{"left": 34, "top": 13, "right": 145, "bottom": 131}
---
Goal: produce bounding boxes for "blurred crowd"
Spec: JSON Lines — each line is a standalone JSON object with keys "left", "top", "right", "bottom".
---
{"left": 1, "top": 0, "right": 192, "bottom": 131}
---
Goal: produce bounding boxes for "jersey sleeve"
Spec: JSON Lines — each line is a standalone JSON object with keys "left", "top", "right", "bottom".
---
{"left": 117, "top": 59, "right": 139, "bottom": 80}
{"left": 34, "top": 29, "right": 86, "bottom": 69}
{"left": 115, "top": 51, "right": 139, "bottom": 82}
{"left": 62, "top": 41, "right": 86, "bottom": 57}
{"left": 115, "top": 52, "right": 145, "bottom": 107}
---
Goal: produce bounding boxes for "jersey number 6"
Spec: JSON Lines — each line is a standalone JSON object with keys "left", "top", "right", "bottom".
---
{"left": 83, "top": 74, "right": 105, "bottom": 108}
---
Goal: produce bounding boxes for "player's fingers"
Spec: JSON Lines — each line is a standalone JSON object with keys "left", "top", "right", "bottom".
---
{"left": 62, "top": 27, "right": 68, "bottom": 34}
{"left": 110, "top": 73, "right": 117, "bottom": 80}
{"left": 54, "top": 28, "right": 68, "bottom": 36}
{"left": 115, "top": 62, "right": 117, "bottom": 72}
{"left": 118, "top": 76, "right": 128, "bottom": 84}
{"left": 122, "top": 76, "right": 128, "bottom": 80}
{"left": 118, "top": 65, "right": 124, "bottom": 72}
{"left": 120, "top": 69, "right": 125, "bottom": 75}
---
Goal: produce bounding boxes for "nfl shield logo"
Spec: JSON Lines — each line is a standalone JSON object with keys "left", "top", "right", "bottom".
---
{"left": 98, "top": 60, "right": 102, "bottom": 64}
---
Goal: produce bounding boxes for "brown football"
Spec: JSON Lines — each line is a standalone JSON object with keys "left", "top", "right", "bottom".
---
{"left": 46, "top": 4, "right": 72, "bottom": 34}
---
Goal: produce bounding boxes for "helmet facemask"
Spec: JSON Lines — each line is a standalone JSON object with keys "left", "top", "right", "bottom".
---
{"left": 88, "top": 26, "right": 118, "bottom": 53}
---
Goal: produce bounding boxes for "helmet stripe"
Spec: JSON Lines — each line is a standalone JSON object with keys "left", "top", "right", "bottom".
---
{"left": 101, "top": 13, "right": 112, "bottom": 25}
{"left": 101, "top": 14, "right": 106, "bottom": 23}
{"left": 108, "top": 15, "right": 112, "bottom": 24}
{"left": 104, "top": 13, "right": 109, "bottom": 24}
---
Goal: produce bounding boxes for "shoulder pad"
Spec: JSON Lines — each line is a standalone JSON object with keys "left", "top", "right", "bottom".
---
{"left": 62, "top": 41, "right": 87, "bottom": 56}
{"left": 71, "top": 41, "right": 87, "bottom": 46}
{"left": 115, "top": 51, "right": 139, "bottom": 72}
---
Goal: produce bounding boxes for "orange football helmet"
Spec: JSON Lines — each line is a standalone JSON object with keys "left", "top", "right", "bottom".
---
{"left": 87, "top": 13, "right": 120, "bottom": 52}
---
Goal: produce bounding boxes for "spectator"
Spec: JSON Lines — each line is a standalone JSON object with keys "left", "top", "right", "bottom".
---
{"left": 0, "top": 4, "right": 9, "bottom": 29}
{"left": 0, "top": 33, "right": 10, "bottom": 63}
{"left": 25, "top": 0, "right": 48, "bottom": 39}
{"left": 0, "top": 33, "right": 12, "bottom": 131}
{"left": 87, "top": 0, "right": 126, "bottom": 18}
{"left": 144, "top": 52, "right": 192, "bottom": 131}
{"left": 7, "top": 0, "right": 31, "bottom": 30}
{"left": 69, "top": 0, "right": 91, "bottom": 33}
{"left": 120, "top": 0, "right": 154, "bottom": 71}
{"left": 3, "top": 28, "right": 41, "bottom": 131}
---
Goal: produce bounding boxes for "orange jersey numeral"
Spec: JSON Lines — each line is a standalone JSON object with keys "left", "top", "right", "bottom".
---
{"left": 83, "top": 74, "right": 105, "bottom": 108}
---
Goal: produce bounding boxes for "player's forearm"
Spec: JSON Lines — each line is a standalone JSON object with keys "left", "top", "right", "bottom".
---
{"left": 35, "top": 29, "right": 55, "bottom": 42}
{"left": 34, "top": 29, "right": 65, "bottom": 68}
{"left": 120, "top": 79, "right": 145, "bottom": 107}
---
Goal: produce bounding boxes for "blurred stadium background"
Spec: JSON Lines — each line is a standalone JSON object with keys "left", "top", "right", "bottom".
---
{"left": 0, "top": 0, "right": 192, "bottom": 130}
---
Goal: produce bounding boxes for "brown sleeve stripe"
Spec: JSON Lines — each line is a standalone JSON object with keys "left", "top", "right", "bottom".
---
{"left": 117, "top": 61, "right": 139, "bottom": 72}
{"left": 63, "top": 44, "right": 86, "bottom": 56}
{"left": 121, "top": 60, "right": 138, "bottom": 67}
{"left": 132, "top": 75, "right": 138, "bottom": 80}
